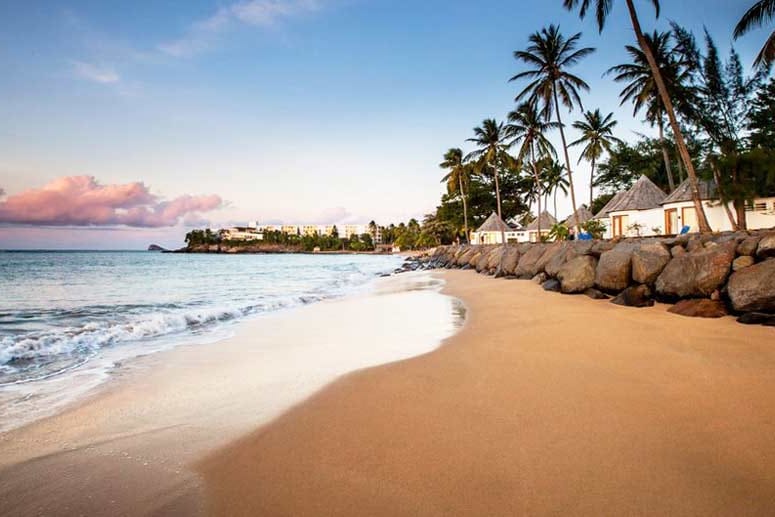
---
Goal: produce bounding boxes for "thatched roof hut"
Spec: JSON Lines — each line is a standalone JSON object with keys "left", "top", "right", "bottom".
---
{"left": 607, "top": 175, "right": 667, "bottom": 212}
{"left": 593, "top": 191, "right": 626, "bottom": 220}
{"left": 661, "top": 178, "right": 718, "bottom": 204}
{"left": 474, "top": 212, "right": 511, "bottom": 233}
{"left": 525, "top": 211, "right": 557, "bottom": 231}
{"left": 563, "top": 206, "right": 593, "bottom": 227}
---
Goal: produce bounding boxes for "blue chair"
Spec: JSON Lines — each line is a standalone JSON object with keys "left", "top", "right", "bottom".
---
{"left": 578, "top": 232, "right": 593, "bottom": 240}
{"left": 679, "top": 225, "right": 691, "bottom": 235}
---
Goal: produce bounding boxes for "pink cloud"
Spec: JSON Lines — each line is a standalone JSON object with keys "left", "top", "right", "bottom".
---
{"left": 0, "top": 176, "right": 223, "bottom": 227}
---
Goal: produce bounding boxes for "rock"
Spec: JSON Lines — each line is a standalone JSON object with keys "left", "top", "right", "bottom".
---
{"left": 727, "top": 259, "right": 775, "bottom": 313}
{"left": 631, "top": 242, "right": 671, "bottom": 284}
{"left": 711, "top": 289, "right": 721, "bottom": 301}
{"left": 595, "top": 244, "right": 634, "bottom": 292}
{"left": 544, "top": 245, "right": 575, "bottom": 278}
{"left": 589, "top": 240, "right": 616, "bottom": 258}
{"left": 486, "top": 246, "right": 506, "bottom": 272}
{"left": 756, "top": 233, "right": 775, "bottom": 259}
{"left": 515, "top": 244, "right": 547, "bottom": 278}
{"left": 737, "top": 312, "right": 775, "bottom": 326}
{"left": 468, "top": 251, "right": 483, "bottom": 268}
{"left": 557, "top": 255, "right": 598, "bottom": 294}
{"left": 494, "top": 246, "right": 520, "bottom": 278}
{"left": 611, "top": 285, "right": 654, "bottom": 308}
{"left": 535, "top": 242, "right": 567, "bottom": 276}
{"left": 736, "top": 236, "right": 761, "bottom": 256}
{"left": 668, "top": 299, "right": 728, "bottom": 318}
{"left": 147, "top": 244, "right": 167, "bottom": 251}
{"left": 542, "top": 278, "right": 561, "bottom": 292}
{"left": 655, "top": 242, "right": 736, "bottom": 299}
{"left": 531, "top": 272, "right": 548, "bottom": 284}
{"left": 584, "top": 288, "right": 610, "bottom": 300}
{"left": 732, "top": 255, "right": 755, "bottom": 271}
{"left": 456, "top": 247, "right": 476, "bottom": 266}
{"left": 670, "top": 245, "right": 686, "bottom": 257}
{"left": 686, "top": 237, "right": 704, "bottom": 253}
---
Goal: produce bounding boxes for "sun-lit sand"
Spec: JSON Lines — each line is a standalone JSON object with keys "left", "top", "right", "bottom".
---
{"left": 0, "top": 273, "right": 460, "bottom": 516}
{"left": 200, "top": 270, "right": 775, "bottom": 516}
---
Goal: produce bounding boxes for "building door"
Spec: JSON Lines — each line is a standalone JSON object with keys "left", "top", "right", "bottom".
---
{"left": 681, "top": 207, "right": 698, "bottom": 232}
{"left": 612, "top": 215, "right": 629, "bottom": 237}
{"left": 664, "top": 208, "right": 678, "bottom": 234}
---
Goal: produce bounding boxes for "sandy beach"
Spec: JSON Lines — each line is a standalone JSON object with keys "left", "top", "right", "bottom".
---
{"left": 200, "top": 270, "right": 775, "bottom": 516}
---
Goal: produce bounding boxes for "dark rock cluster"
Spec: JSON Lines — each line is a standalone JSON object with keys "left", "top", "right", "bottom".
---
{"left": 405, "top": 229, "right": 775, "bottom": 327}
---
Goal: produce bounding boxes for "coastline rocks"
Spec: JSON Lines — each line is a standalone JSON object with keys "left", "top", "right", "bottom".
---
{"left": 535, "top": 242, "right": 566, "bottom": 275}
{"left": 584, "top": 288, "right": 609, "bottom": 300}
{"left": 595, "top": 244, "right": 634, "bottom": 292}
{"left": 668, "top": 299, "right": 728, "bottom": 318}
{"left": 589, "top": 240, "right": 616, "bottom": 258}
{"left": 532, "top": 272, "right": 548, "bottom": 284}
{"left": 631, "top": 242, "right": 670, "bottom": 285}
{"left": 456, "top": 248, "right": 476, "bottom": 266}
{"left": 736, "top": 236, "right": 760, "bottom": 256}
{"left": 544, "top": 244, "right": 573, "bottom": 278}
{"left": 494, "top": 246, "right": 521, "bottom": 278}
{"left": 557, "top": 255, "right": 598, "bottom": 294}
{"left": 736, "top": 312, "right": 775, "bottom": 326}
{"left": 670, "top": 245, "right": 686, "bottom": 257}
{"left": 486, "top": 246, "right": 506, "bottom": 273}
{"left": 611, "top": 285, "right": 654, "bottom": 308}
{"left": 756, "top": 233, "right": 775, "bottom": 259}
{"left": 515, "top": 245, "right": 547, "bottom": 278}
{"left": 655, "top": 242, "right": 736, "bottom": 298}
{"left": 727, "top": 259, "right": 775, "bottom": 313}
{"left": 732, "top": 255, "right": 755, "bottom": 271}
{"left": 542, "top": 278, "right": 561, "bottom": 292}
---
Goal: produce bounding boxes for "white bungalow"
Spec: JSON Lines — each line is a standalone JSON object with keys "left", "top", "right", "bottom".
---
{"left": 661, "top": 178, "right": 775, "bottom": 233}
{"left": 564, "top": 206, "right": 593, "bottom": 230}
{"left": 591, "top": 191, "right": 626, "bottom": 239}
{"left": 470, "top": 212, "right": 522, "bottom": 244}
{"left": 605, "top": 175, "right": 667, "bottom": 238}
{"left": 525, "top": 211, "right": 557, "bottom": 242}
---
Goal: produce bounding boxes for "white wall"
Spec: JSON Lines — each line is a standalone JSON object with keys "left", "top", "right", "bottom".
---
{"left": 608, "top": 208, "right": 664, "bottom": 237}
{"left": 664, "top": 197, "right": 775, "bottom": 233}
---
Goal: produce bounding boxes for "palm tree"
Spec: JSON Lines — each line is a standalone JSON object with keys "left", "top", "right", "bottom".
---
{"left": 570, "top": 109, "right": 623, "bottom": 205}
{"left": 506, "top": 101, "right": 558, "bottom": 237}
{"left": 541, "top": 158, "right": 570, "bottom": 220}
{"left": 465, "top": 119, "right": 511, "bottom": 243}
{"left": 563, "top": 0, "right": 712, "bottom": 233}
{"left": 606, "top": 31, "right": 694, "bottom": 193}
{"left": 439, "top": 148, "right": 473, "bottom": 243}
{"left": 734, "top": 0, "right": 775, "bottom": 70}
{"left": 510, "top": 24, "right": 594, "bottom": 233}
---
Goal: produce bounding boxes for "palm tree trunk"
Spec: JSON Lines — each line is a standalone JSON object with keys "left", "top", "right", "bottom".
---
{"left": 658, "top": 117, "right": 675, "bottom": 192}
{"left": 552, "top": 87, "right": 579, "bottom": 233}
{"left": 530, "top": 143, "right": 542, "bottom": 240}
{"left": 491, "top": 162, "right": 505, "bottom": 244}
{"left": 625, "top": 0, "right": 711, "bottom": 233}
{"left": 710, "top": 161, "right": 738, "bottom": 230}
{"left": 459, "top": 175, "right": 470, "bottom": 243}
{"left": 589, "top": 156, "right": 596, "bottom": 207}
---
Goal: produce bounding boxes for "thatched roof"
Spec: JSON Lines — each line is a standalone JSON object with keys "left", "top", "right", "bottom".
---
{"left": 661, "top": 178, "right": 718, "bottom": 204}
{"left": 564, "top": 206, "right": 593, "bottom": 227}
{"left": 593, "top": 191, "right": 626, "bottom": 220}
{"left": 474, "top": 212, "right": 511, "bottom": 233}
{"left": 526, "top": 211, "right": 557, "bottom": 231}
{"left": 607, "top": 175, "right": 667, "bottom": 212}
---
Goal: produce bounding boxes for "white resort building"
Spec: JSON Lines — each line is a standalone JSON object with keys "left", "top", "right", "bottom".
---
{"left": 221, "top": 222, "right": 383, "bottom": 243}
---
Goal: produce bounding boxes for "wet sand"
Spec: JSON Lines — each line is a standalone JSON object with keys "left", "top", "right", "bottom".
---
{"left": 200, "top": 270, "right": 775, "bottom": 516}
{"left": 0, "top": 273, "right": 459, "bottom": 516}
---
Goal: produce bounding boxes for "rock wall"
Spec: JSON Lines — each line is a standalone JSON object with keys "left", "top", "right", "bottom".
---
{"left": 414, "top": 230, "right": 775, "bottom": 327}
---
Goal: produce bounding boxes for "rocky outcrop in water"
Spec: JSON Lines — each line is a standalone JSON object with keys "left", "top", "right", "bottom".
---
{"left": 407, "top": 227, "right": 775, "bottom": 327}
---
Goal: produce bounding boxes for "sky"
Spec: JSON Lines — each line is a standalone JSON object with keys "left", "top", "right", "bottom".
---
{"left": 0, "top": 0, "right": 768, "bottom": 249}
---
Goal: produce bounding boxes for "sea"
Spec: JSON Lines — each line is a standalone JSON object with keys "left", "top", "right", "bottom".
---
{"left": 0, "top": 251, "right": 408, "bottom": 430}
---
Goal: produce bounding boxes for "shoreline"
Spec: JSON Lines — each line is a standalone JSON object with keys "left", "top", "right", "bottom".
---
{"left": 0, "top": 272, "right": 460, "bottom": 516}
{"left": 199, "top": 270, "right": 775, "bottom": 516}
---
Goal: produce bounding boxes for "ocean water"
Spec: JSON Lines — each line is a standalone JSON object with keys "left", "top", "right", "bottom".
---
{"left": 0, "top": 251, "right": 404, "bottom": 388}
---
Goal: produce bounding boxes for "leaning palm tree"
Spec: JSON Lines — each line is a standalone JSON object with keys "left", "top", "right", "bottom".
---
{"left": 563, "top": 0, "right": 712, "bottom": 233}
{"left": 541, "top": 158, "right": 570, "bottom": 220}
{"left": 510, "top": 25, "right": 594, "bottom": 233}
{"left": 465, "top": 119, "right": 511, "bottom": 243}
{"left": 506, "top": 101, "right": 558, "bottom": 237}
{"left": 439, "top": 148, "right": 473, "bottom": 243}
{"left": 606, "top": 30, "right": 694, "bottom": 193}
{"left": 734, "top": 0, "right": 775, "bottom": 70}
{"left": 570, "top": 109, "right": 623, "bottom": 205}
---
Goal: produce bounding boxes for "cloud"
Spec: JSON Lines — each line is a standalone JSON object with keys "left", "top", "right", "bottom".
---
{"left": 0, "top": 176, "right": 223, "bottom": 227}
{"left": 0, "top": 188, "right": 5, "bottom": 198}
{"left": 159, "top": 0, "right": 321, "bottom": 57}
{"left": 71, "top": 60, "right": 120, "bottom": 83}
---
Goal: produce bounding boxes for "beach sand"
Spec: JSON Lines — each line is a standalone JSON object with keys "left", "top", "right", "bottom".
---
{"left": 199, "top": 270, "right": 775, "bottom": 516}
{"left": 0, "top": 273, "right": 459, "bottom": 516}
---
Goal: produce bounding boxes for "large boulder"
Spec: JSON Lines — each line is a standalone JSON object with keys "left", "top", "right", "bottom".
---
{"left": 655, "top": 242, "right": 736, "bottom": 298}
{"left": 544, "top": 243, "right": 573, "bottom": 278}
{"left": 456, "top": 247, "right": 475, "bottom": 266}
{"left": 535, "top": 242, "right": 567, "bottom": 276}
{"left": 736, "top": 236, "right": 761, "bottom": 256}
{"left": 542, "top": 278, "right": 561, "bottom": 292}
{"left": 668, "top": 299, "right": 728, "bottom": 318}
{"left": 557, "top": 255, "right": 598, "bottom": 294}
{"left": 631, "top": 242, "right": 671, "bottom": 285}
{"left": 595, "top": 244, "right": 635, "bottom": 292}
{"left": 737, "top": 312, "right": 775, "bottom": 326}
{"left": 584, "top": 288, "right": 610, "bottom": 300}
{"left": 485, "top": 246, "right": 506, "bottom": 272}
{"left": 611, "top": 285, "right": 654, "bottom": 308}
{"left": 727, "top": 259, "right": 775, "bottom": 313}
{"left": 732, "top": 255, "right": 755, "bottom": 271}
{"left": 515, "top": 244, "right": 547, "bottom": 278}
{"left": 468, "top": 251, "right": 484, "bottom": 268}
{"left": 756, "top": 233, "right": 775, "bottom": 259}
{"left": 589, "top": 240, "right": 616, "bottom": 258}
{"left": 494, "top": 246, "right": 520, "bottom": 278}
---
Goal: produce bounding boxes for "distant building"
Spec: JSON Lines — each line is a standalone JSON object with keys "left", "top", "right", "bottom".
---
{"left": 221, "top": 227, "right": 264, "bottom": 241}
{"left": 525, "top": 211, "right": 557, "bottom": 242}
{"left": 470, "top": 212, "right": 524, "bottom": 244}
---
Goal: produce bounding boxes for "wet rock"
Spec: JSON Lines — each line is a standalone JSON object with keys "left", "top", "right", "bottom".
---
{"left": 670, "top": 245, "right": 686, "bottom": 258}
{"left": 736, "top": 236, "right": 761, "bottom": 256}
{"left": 611, "top": 285, "right": 654, "bottom": 308}
{"left": 531, "top": 272, "right": 548, "bottom": 284}
{"left": 668, "top": 299, "right": 728, "bottom": 318}
{"left": 632, "top": 242, "right": 671, "bottom": 285}
{"left": 756, "top": 233, "right": 775, "bottom": 259}
{"left": 595, "top": 244, "right": 635, "bottom": 292}
{"left": 584, "top": 288, "right": 610, "bottom": 300}
{"left": 655, "top": 242, "right": 736, "bottom": 298}
{"left": 557, "top": 255, "right": 598, "bottom": 294}
{"left": 727, "top": 259, "right": 775, "bottom": 313}
{"left": 737, "top": 312, "right": 775, "bottom": 326}
{"left": 515, "top": 244, "right": 547, "bottom": 277}
{"left": 732, "top": 255, "right": 755, "bottom": 272}
{"left": 494, "top": 246, "right": 520, "bottom": 278}
{"left": 542, "top": 278, "right": 561, "bottom": 292}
